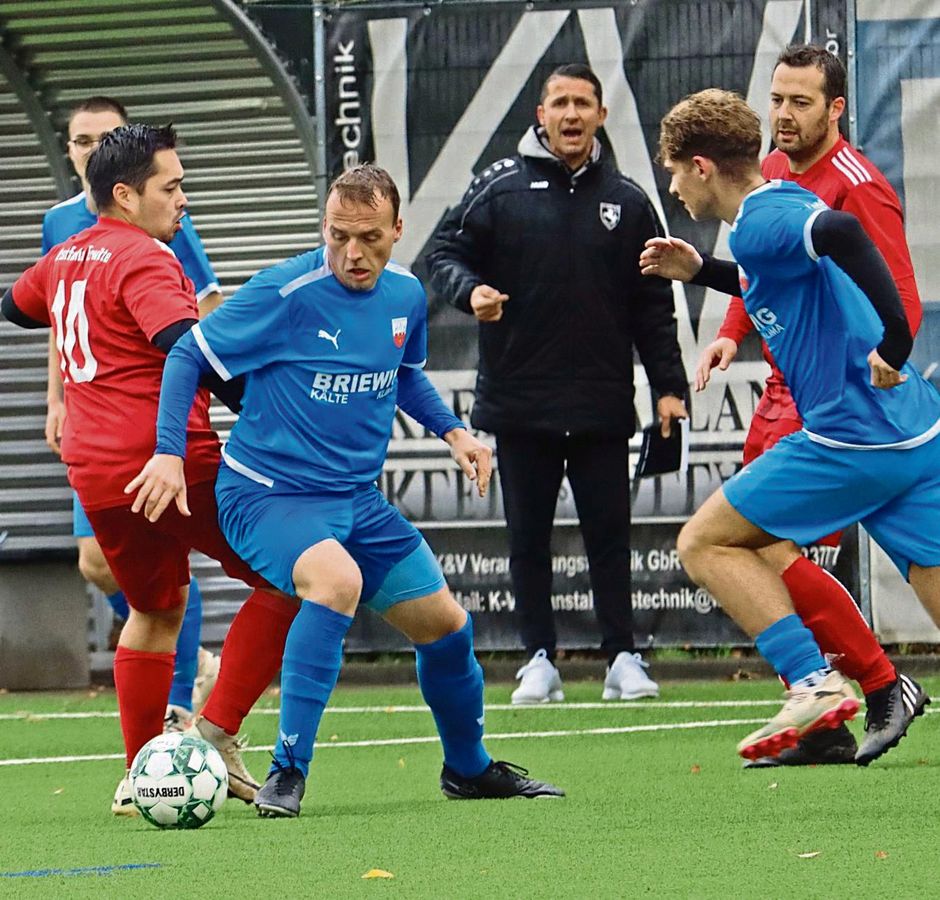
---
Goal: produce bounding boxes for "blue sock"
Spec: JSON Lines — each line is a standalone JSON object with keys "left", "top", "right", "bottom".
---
{"left": 416, "top": 615, "right": 491, "bottom": 778}
{"left": 168, "top": 578, "right": 202, "bottom": 711}
{"left": 273, "top": 601, "right": 353, "bottom": 777}
{"left": 755, "top": 614, "right": 828, "bottom": 685}
{"left": 106, "top": 590, "right": 129, "bottom": 621}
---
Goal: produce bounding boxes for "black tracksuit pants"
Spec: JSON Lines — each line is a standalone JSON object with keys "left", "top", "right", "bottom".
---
{"left": 495, "top": 431, "right": 635, "bottom": 659}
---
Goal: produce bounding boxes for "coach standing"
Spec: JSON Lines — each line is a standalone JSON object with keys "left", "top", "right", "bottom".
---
{"left": 428, "top": 63, "right": 688, "bottom": 705}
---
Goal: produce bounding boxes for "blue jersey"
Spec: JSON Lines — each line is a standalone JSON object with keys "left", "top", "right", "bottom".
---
{"left": 42, "top": 191, "right": 220, "bottom": 300}
{"left": 729, "top": 180, "right": 940, "bottom": 448}
{"left": 190, "top": 246, "right": 431, "bottom": 491}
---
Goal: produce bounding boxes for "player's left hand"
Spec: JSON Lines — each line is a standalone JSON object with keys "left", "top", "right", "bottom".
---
{"left": 124, "top": 454, "right": 190, "bottom": 522}
{"left": 444, "top": 428, "right": 492, "bottom": 498}
{"left": 867, "top": 349, "right": 908, "bottom": 389}
{"left": 657, "top": 395, "right": 689, "bottom": 438}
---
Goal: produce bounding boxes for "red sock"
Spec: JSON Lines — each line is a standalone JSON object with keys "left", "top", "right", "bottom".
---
{"left": 201, "top": 590, "right": 298, "bottom": 734}
{"left": 782, "top": 556, "right": 896, "bottom": 695}
{"left": 113, "top": 646, "right": 175, "bottom": 767}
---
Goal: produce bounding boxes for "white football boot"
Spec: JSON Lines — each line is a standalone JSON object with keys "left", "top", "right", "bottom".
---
{"left": 111, "top": 770, "right": 138, "bottom": 817}
{"left": 186, "top": 718, "right": 259, "bottom": 804}
{"left": 602, "top": 652, "right": 659, "bottom": 700}
{"left": 511, "top": 649, "right": 565, "bottom": 705}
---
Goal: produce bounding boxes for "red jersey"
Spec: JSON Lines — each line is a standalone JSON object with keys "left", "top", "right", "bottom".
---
{"left": 12, "top": 217, "right": 220, "bottom": 510}
{"left": 717, "top": 136, "right": 922, "bottom": 421}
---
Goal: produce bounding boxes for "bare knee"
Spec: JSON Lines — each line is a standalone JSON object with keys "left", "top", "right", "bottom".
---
{"left": 77, "top": 538, "right": 119, "bottom": 594}
{"left": 292, "top": 540, "right": 362, "bottom": 616}
{"left": 676, "top": 519, "right": 711, "bottom": 582}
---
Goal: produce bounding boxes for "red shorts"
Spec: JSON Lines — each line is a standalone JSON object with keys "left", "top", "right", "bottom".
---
{"left": 743, "top": 413, "right": 843, "bottom": 548}
{"left": 84, "top": 479, "right": 271, "bottom": 612}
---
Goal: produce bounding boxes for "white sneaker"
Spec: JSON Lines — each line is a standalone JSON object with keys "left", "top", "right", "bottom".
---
{"left": 511, "top": 649, "right": 564, "bottom": 705}
{"left": 602, "top": 652, "right": 659, "bottom": 700}
{"left": 111, "top": 770, "right": 138, "bottom": 817}
{"left": 191, "top": 647, "right": 221, "bottom": 712}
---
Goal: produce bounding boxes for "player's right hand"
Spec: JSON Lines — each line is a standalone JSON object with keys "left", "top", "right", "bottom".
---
{"left": 694, "top": 337, "right": 738, "bottom": 392}
{"left": 470, "top": 284, "right": 509, "bottom": 322}
{"left": 45, "top": 397, "right": 66, "bottom": 456}
{"left": 124, "top": 454, "right": 190, "bottom": 523}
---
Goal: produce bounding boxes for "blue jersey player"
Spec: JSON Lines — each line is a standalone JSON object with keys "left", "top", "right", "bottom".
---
{"left": 640, "top": 89, "right": 937, "bottom": 765}
{"left": 127, "top": 164, "right": 564, "bottom": 815}
{"left": 44, "top": 96, "right": 222, "bottom": 734}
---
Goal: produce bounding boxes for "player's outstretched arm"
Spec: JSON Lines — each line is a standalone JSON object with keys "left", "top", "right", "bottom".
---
{"left": 396, "top": 365, "right": 491, "bottom": 496}
{"left": 694, "top": 337, "right": 739, "bottom": 392}
{"left": 443, "top": 427, "right": 492, "bottom": 498}
{"left": 124, "top": 454, "right": 189, "bottom": 523}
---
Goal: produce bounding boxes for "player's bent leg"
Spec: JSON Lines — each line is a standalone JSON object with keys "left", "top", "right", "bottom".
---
{"left": 76, "top": 535, "right": 121, "bottom": 595}
{"left": 255, "top": 540, "right": 360, "bottom": 819}
{"left": 680, "top": 491, "right": 859, "bottom": 758}
{"left": 677, "top": 489, "right": 794, "bottom": 635}
{"left": 381, "top": 578, "right": 564, "bottom": 800}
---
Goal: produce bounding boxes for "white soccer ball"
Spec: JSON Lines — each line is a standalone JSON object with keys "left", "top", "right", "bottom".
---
{"left": 129, "top": 733, "right": 228, "bottom": 829}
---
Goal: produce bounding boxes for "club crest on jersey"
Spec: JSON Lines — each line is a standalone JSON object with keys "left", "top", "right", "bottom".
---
{"left": 599, "top": 202, "right": 621, "bottom": 231}
{"left": 391, "top": 317, "right": 407, "bottom": 348}
{"left": 738, "top": 265, "right": 749, "bottom": 293}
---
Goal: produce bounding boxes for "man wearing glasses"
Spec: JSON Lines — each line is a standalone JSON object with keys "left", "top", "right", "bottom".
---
{"left": 41, "top": 96, "right": 222, "bottom": 750}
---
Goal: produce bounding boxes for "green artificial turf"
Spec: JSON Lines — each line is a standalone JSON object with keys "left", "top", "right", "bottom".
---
{"left": 1, "top": 679, "right": 938, "bottom": 898}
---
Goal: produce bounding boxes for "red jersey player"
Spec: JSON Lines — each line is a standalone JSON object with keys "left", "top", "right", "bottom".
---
{"left": 2, "top": 124, "right": 297, "bottom": 814}
{"left": 696, "top": 45, "right": 928, "bottom": 767}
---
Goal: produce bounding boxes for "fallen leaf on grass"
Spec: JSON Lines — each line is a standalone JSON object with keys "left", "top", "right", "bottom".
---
{"left": 730, "top": 668, "right": 755, "bottom": 681}
{"left": 329, "top": 734, "right": 339, "bottom": 741}
{"left": 362, "top": 869, "right": 394, "bottom": 879}
{"left": 53, "top": 788, "right": 64, "bottom": 795}
{"left": 875, "top": 851, "right": 889, "bottom": 860}
{"left": 397, "top": 758, "right": 405, "bottom": 768}
{"left": 690, "top": 765, "right": 701, "bottom": 774}
{"left": 797, "top": 852, "right": 820, "bottom": 859}
{"left": 768, "top": 782, "right": 778, "bottom": 790}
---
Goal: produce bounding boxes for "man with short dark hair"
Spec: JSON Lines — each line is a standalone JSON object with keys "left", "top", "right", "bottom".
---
{"left": 3, "top": 123, "right": 298, "bottom": 814}
{"left": 43, "top": 96, "right": 222, "bottom": 733}
{"left": 127, "top": 162, "right": 564, "bottom": 818}
{"left": 640, "top": 88, "right": 939, "bottom": 764}
{"left": 428, "top": 64, "right": 688, "bottom": 704}
{"left": 695, "top": 46, "right": 927, "bottom": 767}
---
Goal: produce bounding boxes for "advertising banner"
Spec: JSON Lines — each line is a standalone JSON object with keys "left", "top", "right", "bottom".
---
{"left": 240, "top": 0, "right": 879, "bottom": 651}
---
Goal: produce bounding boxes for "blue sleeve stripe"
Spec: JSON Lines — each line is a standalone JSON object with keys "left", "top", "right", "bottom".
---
{"left": 191, "top": 323, "right": 233, "bottom": 381}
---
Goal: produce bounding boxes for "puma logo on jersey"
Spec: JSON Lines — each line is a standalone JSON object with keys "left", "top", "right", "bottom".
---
{"left": 317, "top": 328, "right": 341, "bottom": 350}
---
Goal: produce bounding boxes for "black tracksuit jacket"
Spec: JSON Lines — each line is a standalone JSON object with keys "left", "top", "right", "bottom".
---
{"left": 427, "top": 128, "right": 687, "bottom": 437}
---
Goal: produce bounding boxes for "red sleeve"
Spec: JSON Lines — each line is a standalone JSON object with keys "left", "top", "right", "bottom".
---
{"left": 840, "top": 182, "right": 922, "bottom": 336}
{"left": 716, "top": 294, "right": 753, "bottom": 344}
{"left": 10, "top": 257, "right": 52, "bottom": 325}
{"left": 116, "top": 243, "right": 199, "bottom": 339}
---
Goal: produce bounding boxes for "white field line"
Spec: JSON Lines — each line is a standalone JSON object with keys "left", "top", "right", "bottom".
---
{"left": 0, "top": 699, "right": 791, "bottom": 722}
{"left": 0, "top": 717, "right": 774, "bottom": 767}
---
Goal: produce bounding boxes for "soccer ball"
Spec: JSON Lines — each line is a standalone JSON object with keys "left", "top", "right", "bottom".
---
{"left": 129, "top": 733, "right": 228, "bottom": 829}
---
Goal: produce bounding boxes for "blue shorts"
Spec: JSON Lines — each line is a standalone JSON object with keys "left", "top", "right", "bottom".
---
{"left": 73, "top": 492, "right": 95, "bottom": 538}
{"left": 215, "top": 464, "right": 445, "bottom": 610}
{"left": 723, "top": 429, "right": 940, "bottom": 578}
